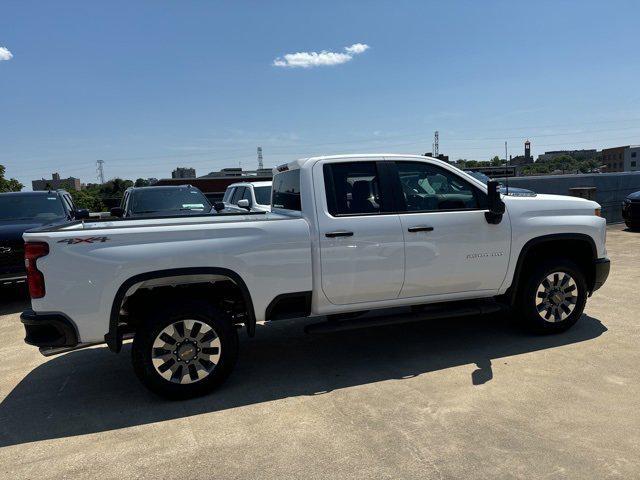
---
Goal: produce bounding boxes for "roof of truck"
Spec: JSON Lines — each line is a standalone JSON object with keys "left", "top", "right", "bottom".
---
{"left": 227, "top": 181, "right": 272, "bottom": 188}
{"left": 274, "top": 154, "right": 439, "bottom": 173}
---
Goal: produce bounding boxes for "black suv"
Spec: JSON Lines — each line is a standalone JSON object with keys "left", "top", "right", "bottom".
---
{"left": 622, "top": 190, "right": 640, "bottom": 230}
{"left": 0, "top": 190, "right": 89, "bottom": 285}
{"left": 110, "top": 185, "right": 214, "bottom": 218}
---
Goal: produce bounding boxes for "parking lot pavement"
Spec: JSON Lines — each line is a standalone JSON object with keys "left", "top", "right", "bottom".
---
{"left": 0, "top": 225, "right": 637, "bottom": 480}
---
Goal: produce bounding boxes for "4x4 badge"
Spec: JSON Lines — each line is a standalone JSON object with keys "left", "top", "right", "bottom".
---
{"left": 58, "top": 237, "right": 109, "bottom": 245}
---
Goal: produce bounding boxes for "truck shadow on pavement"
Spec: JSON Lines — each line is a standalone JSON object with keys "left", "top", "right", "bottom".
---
{"left": 0, "top": 313, "right": 606, "bottom": 448}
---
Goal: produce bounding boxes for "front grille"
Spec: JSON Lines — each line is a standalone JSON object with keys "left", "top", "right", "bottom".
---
{"left": 0, "top": 240, "right": 25, "bottom": 271}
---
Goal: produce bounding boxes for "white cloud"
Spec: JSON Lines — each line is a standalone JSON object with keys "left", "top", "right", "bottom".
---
{"left": 0, "top": 46, "right": 13, "bottom": 61}
{"left": 273, "top": 43, "right": 370, "bottom": 68}
{"left": 344, "top": 43, "right": 369, "bottom": 55}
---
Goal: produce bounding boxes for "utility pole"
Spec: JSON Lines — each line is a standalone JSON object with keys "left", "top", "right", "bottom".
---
{"left": 504, "top": 141, "right": 509, "bottom": 194}
{"left": 96, "top": 160, "right": 105, "bottom": 184}
{"left": 257, "top": 146, "right": 263, "bottom": 170}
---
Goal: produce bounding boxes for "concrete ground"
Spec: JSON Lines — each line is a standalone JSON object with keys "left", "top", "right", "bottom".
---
{"left": 0, "top": 224, "right": 638, "bottom": 479}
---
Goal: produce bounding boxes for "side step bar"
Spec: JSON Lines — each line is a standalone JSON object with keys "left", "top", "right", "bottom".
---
{"left": 304, "top": 300, "right": 507, "bottom": 334}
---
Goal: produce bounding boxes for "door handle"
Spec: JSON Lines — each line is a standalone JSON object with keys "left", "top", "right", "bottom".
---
{"left": 325, "top": 231, "right": 354, "bottom": 238}
{"left": 407, "top": 226, "right": 434, "bottom": 232}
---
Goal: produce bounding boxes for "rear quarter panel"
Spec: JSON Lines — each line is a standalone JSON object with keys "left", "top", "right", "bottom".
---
{"left": 24, "top": 216, "right": 311, "bottom": 343}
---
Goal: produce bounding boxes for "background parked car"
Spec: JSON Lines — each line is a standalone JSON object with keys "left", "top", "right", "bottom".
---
{"left": 0, "top": 190, "right": 89, "bottom": 286}
{"left": 465, "top": 171, "right": 534, "bottom": 195}
{"left": 221, "top": 181, "right": 272, "bottom": 212}
{"left": 622, "top": 191, "right": 640, "bottom": 230}
{"left": 110, "top": 185, "right": 214, "bottom": 218}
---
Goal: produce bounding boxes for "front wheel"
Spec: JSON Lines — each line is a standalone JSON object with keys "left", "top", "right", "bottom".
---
{"left": 516, "top": 258, "right": 587, "bottom": 334}
{"left": 132, "top": 301, "right": 239, "bottom": 399}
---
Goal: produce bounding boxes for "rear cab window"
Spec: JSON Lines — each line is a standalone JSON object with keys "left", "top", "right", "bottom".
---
{"left": 272, "top": 170, "right": 301, "bottom": 211}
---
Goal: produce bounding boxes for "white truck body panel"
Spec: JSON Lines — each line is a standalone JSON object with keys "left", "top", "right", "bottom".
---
{"left": 26, "top": 213, "right": 311, "bottom": 342}
{"left": 24, "top": 154, "right": 607, "bottom": 347}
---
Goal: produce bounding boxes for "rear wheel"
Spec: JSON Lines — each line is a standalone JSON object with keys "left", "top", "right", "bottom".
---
{"left": 132, "top": 301, "right": 238, "bottom": 399}
{"left": 516, "top": 258, "right": 587, "bottom": 333}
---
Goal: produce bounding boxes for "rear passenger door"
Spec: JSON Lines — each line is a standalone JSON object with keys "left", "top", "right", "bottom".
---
{"left": 314, "top": 160, "right": 405, "bottom": 305}
{"left": 391, "top": 160, "right": 510, "bottom": 298}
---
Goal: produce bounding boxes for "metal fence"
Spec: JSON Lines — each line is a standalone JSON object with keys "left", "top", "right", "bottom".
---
{"left": 497, "top": 172, "right": 640, "bottom": 223}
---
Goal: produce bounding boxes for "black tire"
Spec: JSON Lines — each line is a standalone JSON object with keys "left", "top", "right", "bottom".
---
{"left": 515, "top": 257, "right": 587, "bottom": 334}
{"left": 132, "top": 300, "right": 239, "bottom": 400}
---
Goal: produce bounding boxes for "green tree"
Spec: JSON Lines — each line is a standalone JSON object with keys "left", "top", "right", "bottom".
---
{"left": 490, "top": 156, "right": 503, "bottom": 166}
{"left": 69, "top": 189, "right": 104, "bottom": 211}
{"left": 0, "top": 165, "right": 24, "bottom": 192}
{"left": 134, "top": 178, "right": 150, "bottom": 187}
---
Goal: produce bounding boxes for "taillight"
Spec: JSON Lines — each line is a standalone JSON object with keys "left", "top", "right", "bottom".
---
{"left": 25, "top": 242, "right": 49, "bottom": 299}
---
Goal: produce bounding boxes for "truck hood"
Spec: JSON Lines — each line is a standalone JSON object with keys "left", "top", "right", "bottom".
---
{"left": 503, "top": 193, "right": 600, "bottom": 215}
{"left": 0, "top": 220, "right": 48, "bottom": 242}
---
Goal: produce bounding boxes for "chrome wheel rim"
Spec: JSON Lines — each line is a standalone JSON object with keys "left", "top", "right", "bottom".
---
{"left": 535, "top": 271, "right": 578, "bottom": 323}
{"left": 151, "top": 319, "right": 221, "bottom": 384}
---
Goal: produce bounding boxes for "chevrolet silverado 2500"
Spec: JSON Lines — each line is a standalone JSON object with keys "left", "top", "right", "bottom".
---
{"left": 21, "top": 155, "right": 610, "bottom": 399}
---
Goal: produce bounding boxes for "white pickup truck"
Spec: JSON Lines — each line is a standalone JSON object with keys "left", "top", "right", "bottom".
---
{"left": 21, "top": 154, "right": 610, "bottom": 399}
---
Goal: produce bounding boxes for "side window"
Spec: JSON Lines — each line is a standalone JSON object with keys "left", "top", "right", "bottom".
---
{"left": 223, "top": 187, "right": 235, "bottom": 203}
{"left": 272, "top": 170, "right": 301, "bottom": 211}
{"left": 231, "top": 187, "right": 245, "bottom": 204}
{"left": 395, "top": 161, "right": 485, "bottom": 212}
{"left": 241, "top": 187, "right": 252, "bottom": 203}
{"left": 324, "top": 162, "right": 384, "bottom": 215}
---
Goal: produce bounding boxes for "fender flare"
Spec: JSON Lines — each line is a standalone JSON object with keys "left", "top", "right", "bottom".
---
{"left": 504, "top": 233, "right": 597, "bottom": 305}
{"left": 105, "top": 267, "right": 256, "bottom": 352}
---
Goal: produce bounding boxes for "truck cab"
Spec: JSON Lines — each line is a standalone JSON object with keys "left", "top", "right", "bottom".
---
{"left": 222, "top": 181, "right": 272, "bottom": 213}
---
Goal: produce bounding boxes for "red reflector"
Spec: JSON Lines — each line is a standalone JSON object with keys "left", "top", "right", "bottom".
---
{"left": 25, "top": 242, "right": 49, "bottom": 299}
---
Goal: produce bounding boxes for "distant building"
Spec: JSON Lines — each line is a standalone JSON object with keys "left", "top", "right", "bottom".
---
{"left": 602, "top": 145, "right": 640, "bottom": 172}
{"left": 200, "top": 167, "right": 274, "bottom": 178}
{"left": 156, "top": 166, "right": 273, "bottom": 202}
{"left": 172, "top": 167, "right": 196, "bottom": 179}
{"left": 537, "top": 149, "right": 598, "bottom": 162}
{"left": 32, "top": 172, "right": 81, "bottom": 192}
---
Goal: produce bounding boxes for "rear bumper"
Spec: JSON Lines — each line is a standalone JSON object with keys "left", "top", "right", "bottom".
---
{"left": 592, "top": 257, "right": 610, "bottom": 293}
{"left": 0, "top": 271, "right": 26, "bottom": 285}
{"left": 20, "top": 310, "right": 78, "bottom": 350}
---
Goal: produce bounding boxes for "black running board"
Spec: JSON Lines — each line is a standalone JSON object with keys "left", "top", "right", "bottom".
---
{"left": 304, "top": 300, "right": 506, "bottom": 334}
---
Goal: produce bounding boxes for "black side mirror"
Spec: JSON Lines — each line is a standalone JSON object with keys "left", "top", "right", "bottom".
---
{"left": 110, "top": 207, "right": 125, "bottom": 218}
{"left": 485, "top": 180, "right": 505, "bottom": 225}
{"left": 213, "top": 202, "right": 225, "bottom": 213}
{"left": 74, "top": 208, "right": 90, "bottom": 220}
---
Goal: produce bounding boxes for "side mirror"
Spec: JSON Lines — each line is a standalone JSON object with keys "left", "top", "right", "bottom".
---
{"left": 74, "top": 208, "right": 90, "bottom": 220}
{"left": 485, "top": 180, "right": 505, "bottom": 225}
{"left": 237, "top": 199, "right": 250, "bottom": 210}
{"left": 213, "top": 202, "right": 225, "bottom": 213}
{"left": 110, "top": 207, "right": 125, "bottom": 218}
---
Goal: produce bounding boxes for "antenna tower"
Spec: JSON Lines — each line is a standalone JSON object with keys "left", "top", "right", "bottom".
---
{"left": 96, "top": 160, "right": 105, "bottom": 184}
{"left": 257, "top": 146, "right": 263, "bottom": 170}
{"left": 433, "top": 131, "right": 439, "bottom": 157}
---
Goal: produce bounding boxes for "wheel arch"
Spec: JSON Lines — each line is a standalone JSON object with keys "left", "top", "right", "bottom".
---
{"left": 504, "top": 233, "right": 597, "bottom": 305}
{"left": 106, "top": 267, "right": 255, "bottom": 352}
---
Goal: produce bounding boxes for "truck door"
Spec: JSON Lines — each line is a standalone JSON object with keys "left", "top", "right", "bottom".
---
{"left": 313, "top": 160, "right": 405, "bottom": 305}
{"left": 391, "top": 160, "right": 510, "bottom": 298}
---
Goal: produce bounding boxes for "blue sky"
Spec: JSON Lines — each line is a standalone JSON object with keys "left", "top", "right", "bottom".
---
{"left": 1, "top": 0, "right": 640, "bottom": 188}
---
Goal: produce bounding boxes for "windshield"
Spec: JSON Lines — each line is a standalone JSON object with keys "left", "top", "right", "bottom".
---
{"left": 253, "top": 186, "right": 271, "bottom": 205}
{"left": 0, "top": 195, "right": 66, "bottom": 222}
{"left": 130, "top": 189, "right": 211, "bottom": 214}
